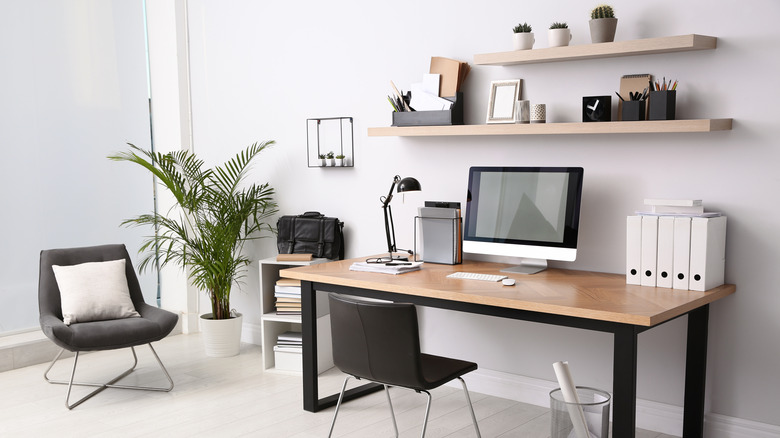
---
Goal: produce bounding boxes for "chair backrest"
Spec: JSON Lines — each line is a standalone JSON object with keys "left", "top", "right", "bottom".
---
{"left": 328, "top": 293, "right": 425, "bottom": 389}
{"left": 38, "top": 244, "right": 147, "bottom": 320}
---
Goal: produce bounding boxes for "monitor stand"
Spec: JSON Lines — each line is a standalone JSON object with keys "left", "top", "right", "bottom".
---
{"left": 500, "top": 258, "right": 548, "bottom": 275}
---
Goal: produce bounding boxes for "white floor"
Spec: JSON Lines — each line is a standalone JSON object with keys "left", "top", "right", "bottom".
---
{"left": 0, "top": 333, "right": 678, "bottom": 437}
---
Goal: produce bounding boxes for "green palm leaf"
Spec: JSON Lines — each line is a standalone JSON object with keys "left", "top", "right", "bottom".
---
{"left": 108, "top": 142, "right": 279, "bottom": 319}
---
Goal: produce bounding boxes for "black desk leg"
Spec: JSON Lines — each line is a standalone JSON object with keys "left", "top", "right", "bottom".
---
{"left": 682, "top": 305, "right": 709, "bottom": 438}
{"left": 301, "top": 280, "right": 318, "bottom": 412}
{"left": 613, "top": 325, "right": 639, "bottom": 437}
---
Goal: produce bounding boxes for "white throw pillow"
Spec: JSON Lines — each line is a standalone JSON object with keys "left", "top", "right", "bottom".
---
{"left": 52, "top": 259, "right": 141, "bottom": 325}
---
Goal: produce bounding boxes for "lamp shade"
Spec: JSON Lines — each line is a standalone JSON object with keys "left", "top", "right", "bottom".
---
{"left": 396, "top": 177, "right": 421, "bottom": 193}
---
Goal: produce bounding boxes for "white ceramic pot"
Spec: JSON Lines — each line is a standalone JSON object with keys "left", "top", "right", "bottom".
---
{"left": 548, "top": 28, "right": 572, "bottom": 47}
{"left": 335, "top": 158, "right": 344, "bottom": 166}
{"left": 589, "top": 18, "right": 617, "bottom": 43}
{"left": 319, "top": 158, "right": 326, "bottom": 167}
{"left": 200, "top": 312, "right": 242, "bottom": 357}
{"left": 513, "top": 32, "right": 535, "bottom": 50}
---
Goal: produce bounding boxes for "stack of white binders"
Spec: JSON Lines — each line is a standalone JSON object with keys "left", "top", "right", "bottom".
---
{"left": 626, "top": 199, "right": 726, "bottom": 291}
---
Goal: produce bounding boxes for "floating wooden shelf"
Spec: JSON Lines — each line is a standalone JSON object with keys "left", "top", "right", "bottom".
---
{"left": 367, "top": 119, "right": 733, "bottom": 137}
{"left": 474, "top": 34, "right": 717, "bottom": 66}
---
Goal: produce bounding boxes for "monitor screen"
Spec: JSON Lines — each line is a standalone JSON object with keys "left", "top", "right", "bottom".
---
{"left": 463, "top": 167, "right": 584, "bottom": 273}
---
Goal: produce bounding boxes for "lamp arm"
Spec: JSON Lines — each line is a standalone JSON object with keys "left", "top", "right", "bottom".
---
{"left": 381, "top": 175, "right": 401, "bottom": 208}
{"left": 384, "top": 203, "right": 396, "bottom": 254}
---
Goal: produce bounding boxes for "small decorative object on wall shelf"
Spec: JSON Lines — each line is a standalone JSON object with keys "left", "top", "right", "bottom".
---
{"left": 589, "top": 4, "right": 617, "bottom": 43}
{"left": 335, "top": 154, "right": 345, "bottom": 166}
{"left": 486, "top": 79, "right": 522, "bottom": 124}
{"left": 512, "top": 22, "right": 535, "bottom": 50}
{"left": 306, "top": 117, "right": 354, "bottom": 168}
{"left": 583, "top": 96, "right": 612, "bottom": 122}
{"left": 548, "top": 22, "right": 572, "bottom": 47}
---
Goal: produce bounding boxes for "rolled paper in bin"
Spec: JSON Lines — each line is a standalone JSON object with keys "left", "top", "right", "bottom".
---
{"left": 552, "top": 361, "right": 590, "bottom": 438}
{"left": 550, "top": 386, "right": 611, "bottom": 438}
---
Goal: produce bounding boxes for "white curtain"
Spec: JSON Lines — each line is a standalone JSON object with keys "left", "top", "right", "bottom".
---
{"left": 0, "top": 0, "right": 156, "bottom": 333}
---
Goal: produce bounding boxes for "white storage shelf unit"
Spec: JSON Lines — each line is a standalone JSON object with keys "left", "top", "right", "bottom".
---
{"left": 259, "top": 257, "right": 334, "bottom": 373}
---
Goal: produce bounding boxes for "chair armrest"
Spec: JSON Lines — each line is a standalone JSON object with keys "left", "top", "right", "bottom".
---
{"left": 135, "top": 302, "right": 179, "bottom": 336}
{"left": 39, "top": 314, "right": 74, "bottom": 350}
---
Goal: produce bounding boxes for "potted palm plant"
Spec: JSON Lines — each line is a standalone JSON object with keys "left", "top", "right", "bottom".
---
{"left": 108, "top": 141, "right": 278, "bottom": 357}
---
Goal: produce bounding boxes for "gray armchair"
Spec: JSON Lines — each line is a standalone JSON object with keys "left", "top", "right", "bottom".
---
{"left": 38, "top": 244, "right": 178, "bottom": 409}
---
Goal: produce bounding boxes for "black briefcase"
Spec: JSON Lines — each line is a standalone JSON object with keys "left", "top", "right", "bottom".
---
{"left": 277, "top": 212, "right": 345, "bottom": 260}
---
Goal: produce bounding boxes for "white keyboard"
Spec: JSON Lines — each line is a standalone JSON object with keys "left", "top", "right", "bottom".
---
{"left": 446, "top": 272, "right": 507, "bottom": 282}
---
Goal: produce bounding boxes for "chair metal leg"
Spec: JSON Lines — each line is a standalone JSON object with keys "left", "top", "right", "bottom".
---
{"left": 43, "top": 343, "right": 174, "bottom": 410}
{"left": 384, "top": 385, "right": 399, "bottom": 437}
{"left": 420, "top": 390, "right": 432, "bottom": 438}
{"left": 458, "top": 377, "right": 481, "bottom": 437}
{"left": 328, "top": 375, "right": 352, "bottom": 437}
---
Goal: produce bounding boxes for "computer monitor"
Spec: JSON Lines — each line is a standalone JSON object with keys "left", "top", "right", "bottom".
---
{"left": 463, "top": 166, "right": 584, "bottom": 274}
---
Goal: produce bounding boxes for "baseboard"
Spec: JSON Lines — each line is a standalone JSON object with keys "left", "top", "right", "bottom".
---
{"left": 453, "top": 368, "right": 780, "bottom": 437}
{"left": 241, "top": 321, "right": 263, "bottom": 346}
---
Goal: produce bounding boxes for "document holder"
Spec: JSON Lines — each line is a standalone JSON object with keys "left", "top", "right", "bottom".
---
{"left": 392, "top": 92, "right": 463, "bottom": 127}
{"left": 413, "top": 215, "right": 462, "bottom": 265}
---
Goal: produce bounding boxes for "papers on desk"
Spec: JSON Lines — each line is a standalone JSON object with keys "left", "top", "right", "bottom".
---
{"left": 349, "top": 261, "right": 423, "bottom": 275}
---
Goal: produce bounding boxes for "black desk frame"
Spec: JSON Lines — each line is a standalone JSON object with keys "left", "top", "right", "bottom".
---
{"left": 301, "top": 280, "right": 709, "bottom": 438}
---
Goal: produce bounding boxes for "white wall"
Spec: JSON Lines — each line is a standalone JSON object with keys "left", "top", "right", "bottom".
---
{"left": 175, "top": 0, "right": 780, "bottom": 428}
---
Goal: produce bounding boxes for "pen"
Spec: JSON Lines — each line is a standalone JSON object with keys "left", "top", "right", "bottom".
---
{"left": 385, "top": 262, "right": 412, "bottom": 266}
{"left": 615, "top": 91, "right": 625, "bottom": 101}
{"left": 671, "top": 80, "right": 678, "bottom": 90}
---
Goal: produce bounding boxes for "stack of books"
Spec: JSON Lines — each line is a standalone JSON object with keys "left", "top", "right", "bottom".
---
{"left": 273, "top": 331, "right": 302, "bottom": 354}
{"left": 274, "top": 278, "right": 301, "bottom": 315}
{"left": 627, "top": 199, "right": 726, "bottom": 291}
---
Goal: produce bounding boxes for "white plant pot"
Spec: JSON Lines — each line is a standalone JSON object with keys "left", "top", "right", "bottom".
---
{"left": 548, "top": 28, "right": 572, "bottom": 47}
{"left": 328, "top": 159, "right": 335, "bottom": 166}
{"left": 200, "top": 312, "right": 242, "bottom": 357}
{"left": 319, "top": 159, "right": 326, "bottom": 167}
{"left": 335, "top": 158, "right": 344, "bottom": 166}
{"left": 513, "top": 32, "right": 535, "bottom": 50}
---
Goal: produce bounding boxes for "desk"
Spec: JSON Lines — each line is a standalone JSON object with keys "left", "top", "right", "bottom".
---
{"left": 280, "top": 257, "right": 735, "bottom": 438}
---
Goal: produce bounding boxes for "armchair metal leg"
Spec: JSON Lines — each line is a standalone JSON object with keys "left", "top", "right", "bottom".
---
{"left": 43, "top": 343, "right": 174, "bottom": 410}
{"left": 458, "top": 377, "right": 481, "bottom": 438}
{"left": 384, "top": 385, "right": 399, "bottom": 437}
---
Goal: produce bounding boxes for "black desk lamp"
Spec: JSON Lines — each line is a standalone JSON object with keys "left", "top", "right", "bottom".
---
{"left": 380, "top": 175, "right": 421, "bottom": 262}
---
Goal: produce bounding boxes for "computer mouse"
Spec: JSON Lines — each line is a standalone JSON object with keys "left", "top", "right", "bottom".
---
{"left": 502, "top": 278, "right": 516, "bottom": 286}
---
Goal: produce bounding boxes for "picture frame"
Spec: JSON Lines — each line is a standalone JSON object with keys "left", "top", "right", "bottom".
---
{"left": 486, "top": 79, "right": 522, "bottom": 124}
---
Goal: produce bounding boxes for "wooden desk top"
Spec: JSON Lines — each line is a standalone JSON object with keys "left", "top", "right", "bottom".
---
{"left": 280, "top": 257, "right": 736, "bottom": 327}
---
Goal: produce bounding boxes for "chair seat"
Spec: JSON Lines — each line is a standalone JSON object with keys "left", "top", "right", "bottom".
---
{"left": 420, "top": 353, "right": 478, "bottom": 390}
{"left": 42, "top": 308, "right": 178, "bottom": 352}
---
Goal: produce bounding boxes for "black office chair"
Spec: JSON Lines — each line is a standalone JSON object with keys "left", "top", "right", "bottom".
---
{"left": 38, "top": 244, "right": 178, "bottom": 409}
{"left": 327, "top": 293, "right": 481, "bottom": 437}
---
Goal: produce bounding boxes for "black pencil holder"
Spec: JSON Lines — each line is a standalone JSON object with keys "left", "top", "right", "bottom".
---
{"left": 648, "top": 90, "right": 676, "bottom": 120}
{"left": 621, "top": 100, "right": 646, "bottom": 121}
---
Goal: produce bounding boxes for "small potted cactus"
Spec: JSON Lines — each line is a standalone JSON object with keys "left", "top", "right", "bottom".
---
{"left": 589, "top": 4, "right": 617, "bottom": 43}
{"left": 317, "top": 153, "right": 326, "bottom": 167}
{"left": 335, "top": 154, "right": 346, "bottom": 167}
{"left": 548, "top": 22, "right": 571, "bottom": 47}
{"left": 512, "top": 22, "right": 534, "bottom": 50}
